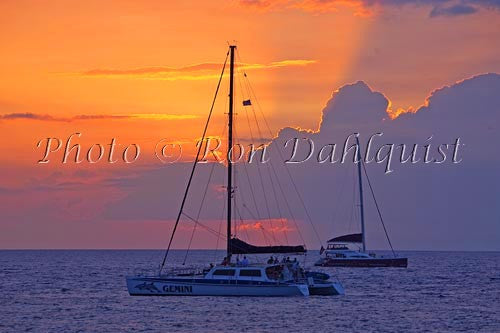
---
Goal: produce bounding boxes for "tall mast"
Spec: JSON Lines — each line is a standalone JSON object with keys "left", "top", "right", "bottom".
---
{"left": 227, "top": 45, "right": 236, "bottom": 260}
{"left": 356, "top": 136, "right": 366, "bottom": 252}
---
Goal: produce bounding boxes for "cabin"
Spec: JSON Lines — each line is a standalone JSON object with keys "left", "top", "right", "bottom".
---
{"left": 327, "top": 243, "right": 349, "bottom": 250}
{"left": 204, "top": 264, "right": 295, "bottom": 282}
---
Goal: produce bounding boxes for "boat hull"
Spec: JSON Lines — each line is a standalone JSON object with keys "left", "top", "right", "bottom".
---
{"left": 315, "top": 257, "right": 408, "bottom": 268}
{"left": 304, "top": 272, "right": 344, "bottom": 296}
{"left": 126, "top": 276, "right": 309, "bottom": 296}
{"left": 308, "top": 281, "right": 344, "bottom": 296}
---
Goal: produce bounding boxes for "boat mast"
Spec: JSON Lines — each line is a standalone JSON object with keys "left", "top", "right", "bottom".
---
{"left": 227, "top": 45, "right": 236, "bottom": 260}
{"left": 355, "top": 136, "right": 366, "bottom": 252}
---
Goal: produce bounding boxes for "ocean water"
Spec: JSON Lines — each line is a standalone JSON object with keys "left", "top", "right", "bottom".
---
{"left": 0, "top": 250, "right": 499, "bottom": 333}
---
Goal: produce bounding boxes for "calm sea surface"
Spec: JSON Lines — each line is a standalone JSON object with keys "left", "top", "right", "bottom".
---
{"left": 0, "top": 250, "right": 499, "bottom": 333}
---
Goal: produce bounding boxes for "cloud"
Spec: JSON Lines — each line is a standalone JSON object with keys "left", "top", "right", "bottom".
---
{"left": 429, "top": 4, "right": 478, "bottom": 17}
{"left": 82, "top": 63, "right": 224, "bottom": 76}
{"left": 237, "top": 219, "right": 294, "bottom": 233}
{"left": 243, "top": 59, "right": 317, "bottom": 69}
{"left": 72, "top": 114, "right": 129, "bottom": 120}
{"left": 290, "top": 0, "right": 373, "bottom": 15}
{"left": 0, "top": 112, "right": 67, "bottom": 121}
{"left": 260, "top": 72, "right": 500, "bottom": 249}
{"left": 78, "top": 60, "right": 317, "bottom": 80}
{"left": 238, "top": 0, "right": 291, "bottom": 10}
{"left": 238, "top": 0, "right": 500, "bottom": 17}
{"left": 391, "top": 73, "right": 500, "bottom": 123}
{"left": 0, "top": 113, "right": 198, "bottom": 122}
{"left": 319, "top": 81, "right": 390, "bottom": 130}
{"left": 239, "top": 0, "right": 372, "bottom": 15}
{"left": 128, "top": 114, "right": 198, "bottom": 120}
{"left": 3, "top": 73, "right": 500, "bottom": 250}
{"left": 97, "top": 68, "right": 500, "bottom": 250}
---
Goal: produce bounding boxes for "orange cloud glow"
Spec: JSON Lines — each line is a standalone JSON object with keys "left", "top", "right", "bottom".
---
{"left": 76, "top": 60, "right": 317, "bottom": 80}
{"left": 0, "top": 113, "right": 198, "bottom": 122}
{"left": 239, "top": 0, "right": 374, "bottom": 16}
{"left": 236, "top": 219, "right": 294, "bottom": 233}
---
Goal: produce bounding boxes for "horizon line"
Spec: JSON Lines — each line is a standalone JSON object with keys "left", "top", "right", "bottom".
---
{"left": 1, "top": 248, "right": 499, "bottom": 252}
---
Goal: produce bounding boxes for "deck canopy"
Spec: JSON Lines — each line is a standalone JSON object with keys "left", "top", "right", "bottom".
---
{"left": 327, "top": 233, "right": 363, "bottom": 243}
{"left": 230, "top": 238, "right": 306, "bottom": 254}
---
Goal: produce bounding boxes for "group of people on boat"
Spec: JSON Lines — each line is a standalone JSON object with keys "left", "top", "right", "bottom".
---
{"left": 267, "top": 256, "right": 297, "bottom": 265}
{"left": 208, "top": 254, "right": 306, "bottom": 282}
{"left": 236, "top": 256, "right": 250, "bottom": 266}
{"left": 220, "top": 256, "right": 250, "bottom": 266}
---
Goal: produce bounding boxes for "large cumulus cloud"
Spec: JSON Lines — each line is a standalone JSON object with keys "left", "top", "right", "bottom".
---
{"left": 100, "top": 73, "right": 500, "bottom": 250}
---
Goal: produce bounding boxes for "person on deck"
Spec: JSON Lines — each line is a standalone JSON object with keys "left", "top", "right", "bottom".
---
{"left": 241, "top": 256, "right": 249, "bottom": 266}
{"left": 292, "top": 259, "right": 299, "bottom": 271}
{"left": 267, "top": 256, "right": 274, "bottom": 264}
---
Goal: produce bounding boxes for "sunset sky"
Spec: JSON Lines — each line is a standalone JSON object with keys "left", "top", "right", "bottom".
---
{"left": 1, "top": 0, "right": 499, "bottom": 250}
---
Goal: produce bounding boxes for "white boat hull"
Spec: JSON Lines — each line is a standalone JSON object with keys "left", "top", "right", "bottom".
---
{"left": 126, "top": 276, "right": 309, "bottom": 297}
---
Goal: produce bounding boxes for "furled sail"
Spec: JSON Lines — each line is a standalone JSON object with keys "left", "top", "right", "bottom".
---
{"left": 327, "top": 233, "right": 363, "bottom": 243}
{"left": 230, "top": 238, "right": 306, "bottom": 254}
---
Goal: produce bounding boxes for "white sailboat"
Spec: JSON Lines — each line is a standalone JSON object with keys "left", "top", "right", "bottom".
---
{"left": 315, "top": 137, "right": 408, "bottom": 268}
{"left": 126, "top": 45, "right": 343, "bottom": 296}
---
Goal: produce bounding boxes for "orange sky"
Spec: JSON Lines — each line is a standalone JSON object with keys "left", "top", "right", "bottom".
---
{"left": 1, "top": 0, "right": 499, "bottom": 249}
{"left": 2, "top": 1, "right": 499, "bottom": 169}
{"left": 2, "top": 2, "right": 499, "bottom": 167}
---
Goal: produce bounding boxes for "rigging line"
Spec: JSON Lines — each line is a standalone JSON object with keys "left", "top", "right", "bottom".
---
{"left": 234, "top": 66, "right": 276, "bottom": 243}
{"left": 331, "top": 164, "right": 351, "bottom": 235}
{"left": 234, "top": 203, "right": 239, "bottom": 238}
{"left": 231, "top": 123, "right": 254, "bottom": 244}
{"left": 238, "top": 52, "right": 302, "bottom": 245}
{"left": 183, "top": 120, "right": 228, "bottom": 265}
{"left": 213, "top": 86, "right": 229, "bottom": 263}
{"left": 234, "top": 69, "right": 262, "bottom": 222}
{"left": 264, "top": 159, "right": 290, "bottom": 245}
{"left": 247, "top": 142, "right": 277, "bottom": 243}
{"left": 182, "top": 212, "right": 227, "bottom": 239}
{"left": 348, "top": 164, "right": 356, "bottom": 234}
{"left": 239, "top": 80, "right": 290, "bottom": 245}
{"left": 235, "top": 49, "right": 322, "bottom": 246}
{"left": 242, "top": 203, "right": 271, "bottom": 246}
{"left": 233, "top": 102, "right": 272, "bottom": 247}
{"left": 239, "top": 117, "right": 263, "bottom": 220}
{"left": 214, "top": 175, "right": 227, "bottom": 263}
{"left": 160, "top": 50, "right": 229, "bottom": 274}
{"left": 242, "top": 74, "right": 323, "bottom": 246}
{"left": 268, "top": 162, "right": 306, "bottom": 245}
{"left": 235, "top": 69, "right": 278, "bottom": 244}
{"left": 234, "top": 202, "right": 251, "bottom": 242}
{"left": 266, "top": 162, "right": 289, "bottom": 245}
{"left": 258, "top": 136, "right": 296, "bottom": 245}
{"left": 230, "top": 105, "right": 241, "bottom": 239}
{"left": 182, "top": 148, "right": 222, "bottom": 264}
{"left": 361, "top": 161, "right": 397, "bottom": 258}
